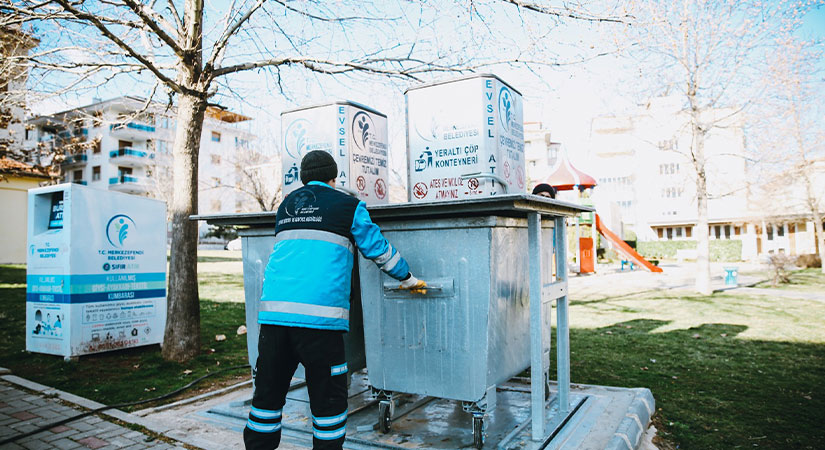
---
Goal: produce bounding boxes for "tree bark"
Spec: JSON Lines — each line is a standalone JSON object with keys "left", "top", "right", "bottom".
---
{"left": 162, "top": 93, "right": 207, "bottom": 362}
{"left": 692, "top": 118, "right": 712, "bottom": 295}
{"left": 812, "top": 208, "right": 825, "bottom": 274}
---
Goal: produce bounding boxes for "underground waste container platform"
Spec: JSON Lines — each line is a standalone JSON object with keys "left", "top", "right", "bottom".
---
{"left": 193, "top": 195, "right": 656, "bottom": 449}
{"left": 356, "top": 194, "right": 589, "bottom": 449}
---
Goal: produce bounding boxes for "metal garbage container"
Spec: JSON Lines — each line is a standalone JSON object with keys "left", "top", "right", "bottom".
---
{"left": 192, "top": 213, "right": 366, "bottom": 379}
{"left": 359, "top": 194, "right": 588, "bottom": 446}
{"left": 724, "top": 266, "right": 739, "bottom": 286}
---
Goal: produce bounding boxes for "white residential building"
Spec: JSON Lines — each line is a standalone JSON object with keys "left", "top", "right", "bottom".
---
{"left": 588, "top": 96, "right": 822, "bottom": 259}
{"left": 1, "top": 26, "right": 38, "bottom": 157}
{"left": 523, "top": 121, "right": 560, "bottom": 188}
{"left": 25, "top": 96, "right": 261, "bottom": 230}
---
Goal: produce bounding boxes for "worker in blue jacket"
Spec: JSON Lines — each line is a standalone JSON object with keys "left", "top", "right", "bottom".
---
{"left": 244, "top": 150, "right": 427, "bottom": 450}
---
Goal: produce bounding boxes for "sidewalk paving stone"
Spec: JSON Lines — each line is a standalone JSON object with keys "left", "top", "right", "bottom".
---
{"left": 0, "top": 377, "right": 196, "bottom": 450}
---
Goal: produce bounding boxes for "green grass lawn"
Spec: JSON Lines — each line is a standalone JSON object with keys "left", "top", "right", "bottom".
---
{"left": 558, "top": 286, "right": 825, "bottom": 449}
{"left": 0, "top": 264, "right": 250, "bottom": 409}
{"left": 753, "top": 268, "right": 825, "bottom": 293}
{"left": 3, "top": 262, "right": 823, "bottom": 448}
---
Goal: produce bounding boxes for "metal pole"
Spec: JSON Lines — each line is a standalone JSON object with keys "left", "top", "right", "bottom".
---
{"left": 528, "top": 212, "right": 544, "bottom": 441}
{"left": 555, "top": 216, "right": 570, "bottom": 413}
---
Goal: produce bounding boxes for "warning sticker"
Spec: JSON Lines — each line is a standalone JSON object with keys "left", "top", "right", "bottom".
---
{"left": 374, "top": 179, "right": 386, "bottom": 200}
{"left": 412, "top": 182, "right": 428, "bottom": 199}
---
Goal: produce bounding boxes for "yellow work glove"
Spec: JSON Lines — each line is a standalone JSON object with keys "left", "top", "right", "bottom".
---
{"left": 399, "top": 274, "right": 428, "bottom": 294}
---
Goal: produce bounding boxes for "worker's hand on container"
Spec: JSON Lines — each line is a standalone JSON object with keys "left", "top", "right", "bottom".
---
{"left": 399, "top": 273, "right": 428, "bottom": 294}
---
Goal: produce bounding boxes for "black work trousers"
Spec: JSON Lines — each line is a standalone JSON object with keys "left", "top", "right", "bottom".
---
{"left": 244, "top": 325, "right": 348, "bottom": 450}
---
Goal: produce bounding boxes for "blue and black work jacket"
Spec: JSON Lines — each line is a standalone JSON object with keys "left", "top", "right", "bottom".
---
{"left": 259, "top": 181, "right": 409, "bottom": 331}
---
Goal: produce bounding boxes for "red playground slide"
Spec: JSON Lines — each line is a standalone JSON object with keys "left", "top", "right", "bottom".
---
{"left": 595, "top": 214, "right": 663, "bottom": 273}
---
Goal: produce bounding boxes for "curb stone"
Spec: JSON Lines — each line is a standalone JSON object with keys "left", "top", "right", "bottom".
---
{"left": 1, "top": 372, "right": 200, "bottom": 449}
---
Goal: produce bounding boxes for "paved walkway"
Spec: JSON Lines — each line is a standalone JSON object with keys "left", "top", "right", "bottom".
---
{"left": 0, "top": 372, "right": 191, "bottom": 450}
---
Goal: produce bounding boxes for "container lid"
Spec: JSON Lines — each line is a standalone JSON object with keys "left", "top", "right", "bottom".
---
{"left": 280, "top": 100, "right": 386, "bottom": 118}
{"left": 404, "top": 73, "right": 522, "bottom": 96}
{"left": 192, "top": 194, "right": 592, "bottom": 227}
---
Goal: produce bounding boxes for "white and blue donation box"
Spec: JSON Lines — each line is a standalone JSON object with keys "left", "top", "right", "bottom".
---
{"left": 26, "top": 183, "right": 167, "bottom": 358}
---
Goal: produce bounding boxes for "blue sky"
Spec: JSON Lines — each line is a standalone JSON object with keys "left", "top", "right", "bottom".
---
{"left": 27, "top": 1, "right": 825, "bottom": 179}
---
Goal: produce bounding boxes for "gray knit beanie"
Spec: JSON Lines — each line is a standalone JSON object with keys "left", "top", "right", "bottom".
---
{"left": 300, "top": 151, "right": 337, "bottom": 185}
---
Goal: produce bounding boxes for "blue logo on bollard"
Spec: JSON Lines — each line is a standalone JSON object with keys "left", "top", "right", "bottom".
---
{"left": 106, "top": 214, "right": 136, "bottom": 248}
{"left": 498, "top": 87, "right": 514, "bottom": 132}
{"left": 284, "top": 119, "right": 311, "bottom": 159}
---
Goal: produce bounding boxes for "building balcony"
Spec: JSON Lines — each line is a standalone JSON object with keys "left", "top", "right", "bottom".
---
{"left": 109, "top": 121, "right": 156, "bottom": 140}
{"left": 109, "top": 148, "right": 154, "bottom": 167}
{"left": 62, "top": 154, "right": 88, "bottom": 166}
{"left": 71, "top": 180, "right": 87, "bottom": 185}
{"left": 108, "top": 175, "right": 151, "bottom": 194}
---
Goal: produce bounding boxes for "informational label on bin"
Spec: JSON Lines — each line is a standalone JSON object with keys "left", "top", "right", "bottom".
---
{"left": 281, "top": 102, "right": 388, "bottom": 204}
{"left": 406, "top": 75, "right": 524, "bottom": 202}
{"left": 26, "top": 184, "right": 167, "bottom": 357}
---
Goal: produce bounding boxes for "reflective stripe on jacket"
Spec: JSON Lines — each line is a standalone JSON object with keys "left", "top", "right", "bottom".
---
{"left": 259, "top": 181, "right": 409, "bottom": 331}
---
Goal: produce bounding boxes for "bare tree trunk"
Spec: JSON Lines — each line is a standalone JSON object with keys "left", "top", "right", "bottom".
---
{"left": 812, "top": 209, "right": 825, "bottom": 274}
{"left": 162, "top": 93, "right": 206, "bottom": 362}
{"left": 692, "top": 118, "right": 712, "bottom": 295}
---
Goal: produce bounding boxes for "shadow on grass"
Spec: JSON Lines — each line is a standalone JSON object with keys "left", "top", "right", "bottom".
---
{"left": 552, "top": 318, "right": 825, "bottom": 450}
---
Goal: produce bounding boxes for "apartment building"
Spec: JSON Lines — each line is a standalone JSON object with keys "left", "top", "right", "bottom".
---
{"left": 1, "top": 26, "right": 38, "bottom": 156}
{"left": 524, "top": 121, "right": 560, "bottom": 187}
{"left": 588, "top": 96, "right": 822, "bottom": 259}
{"left": 24, "top": 97, "right": 262, "bottom": 226}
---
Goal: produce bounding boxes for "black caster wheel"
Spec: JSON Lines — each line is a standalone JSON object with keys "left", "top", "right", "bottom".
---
{"left": 472, "top": 415, "right": 484, "bottom": 449}
{"left": 378, "top": 400, "right": 392, "bottom": 434}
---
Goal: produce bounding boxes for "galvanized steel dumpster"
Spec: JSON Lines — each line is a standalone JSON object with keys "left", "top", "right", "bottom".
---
{"left": 357, "top": 194, "right": 589, "bottom": 445}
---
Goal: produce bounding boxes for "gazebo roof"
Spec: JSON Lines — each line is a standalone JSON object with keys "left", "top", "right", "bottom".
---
{"left": 545, "top": 151, "right": 597, "bottom": 191}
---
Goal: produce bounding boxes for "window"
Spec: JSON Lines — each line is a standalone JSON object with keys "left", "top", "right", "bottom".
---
{"left": 724, "top": 225, "right": 731, "bottom": 239}
{"left": 777, "top": 225, "right": 784, "bottom": 237}
{"left": 92, "top": 166, "right": 101, "bottom": 181}
{"left": 73, "top": 169, "right": 83, "bottom": 182}
{"left": 734, "top": 226, "right": 741, "bottom": 236}
{"left": 685, "top": 226, "right": 692, "bottom": 238}
{"left": 767, "top": 225, "right": 774, "bottom": 241}
{"left": 657, "top": 228, "right": 664, "bottom": 239}
{"left": 211, "top": 131, "right": 221, "bottom": 142}
{"left": 666, "top": 227, "right": 673, "bottom": 240}
{"left": 676, "top": 227, "right": 683, "bottom": 238}
{"left": 798, "top": 222, "right": 806, "bottom": 232}
{"left": 93, "top": 140, "right": 101, "bottom": 154}
{"left": 157, "top": 140, "right": 170, "bottom": 155}
{"left": 118, "top": 140, "right": 132, "bottom": 150}
{"left": 211, "top": 154, "right": 221, "bottom": 165}
{"left": 118, "top": 167, "right": 132, "bottom": 182}
{"left": 714, "top": 225, "right": 721, "bottom": 240}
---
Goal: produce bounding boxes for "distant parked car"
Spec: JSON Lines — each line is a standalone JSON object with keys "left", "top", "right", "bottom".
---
{"left": 224, "top": 238, "right": 242, "bottom": 251}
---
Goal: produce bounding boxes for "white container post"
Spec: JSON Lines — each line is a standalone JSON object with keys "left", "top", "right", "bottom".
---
{"left": 405, "top": 74, "right": 525, "bottom": 202}
{"left": 281, "top": 101, "right": 389, "bottom": 204}
{"left": 26, "top": 183, "right": 167, "bottom": 359}
{"left": 528, "top": 212, "right": 545, "bottom": 441}
{"left": 555, "top": 215, "right": 571, "bottom": 412}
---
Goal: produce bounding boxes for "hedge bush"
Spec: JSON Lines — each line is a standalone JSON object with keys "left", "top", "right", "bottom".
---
{"left": 637, "top": 240, "right": 743, "bottom": 261}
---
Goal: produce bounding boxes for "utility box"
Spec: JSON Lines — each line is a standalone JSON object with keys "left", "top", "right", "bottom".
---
{"left": 406, "top": 74, "right": 525, "bottom": 202}
{"left": 281, "top": 101, "right": 389, "bottom": 204}
{"left": 26, "top": 183, "right": 167, "bottom": 358}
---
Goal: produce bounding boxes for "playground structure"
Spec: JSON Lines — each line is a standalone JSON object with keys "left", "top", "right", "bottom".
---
{"left": 543, "top": 151, "right": 663, "bottom": 274}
